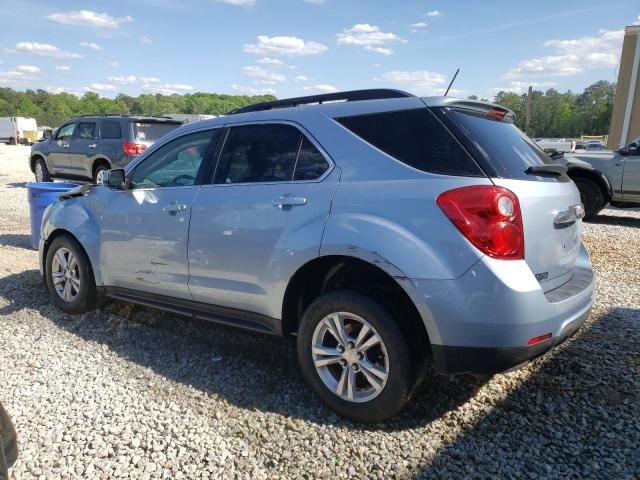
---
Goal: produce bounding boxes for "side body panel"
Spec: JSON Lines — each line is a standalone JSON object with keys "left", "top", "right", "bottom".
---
{"left": 621, "top": 151, "right": 640, "bottom": 200}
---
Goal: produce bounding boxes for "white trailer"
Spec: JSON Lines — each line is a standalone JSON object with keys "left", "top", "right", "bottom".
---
{"left": 0, "top": 117, "right": 38, "bottom": 145}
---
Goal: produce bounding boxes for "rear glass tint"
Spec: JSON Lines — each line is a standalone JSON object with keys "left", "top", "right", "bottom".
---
{"left": 436, "top": 107, "right": 553, "bottom": 180}
{"left": 336, "top": 108, "right": 482, "bottom": 177}
{"left": 101, "top": 120, "right": 121, "bottom": 139}
{"left": 132, "top": 122, "right": 180, "bottom": 142}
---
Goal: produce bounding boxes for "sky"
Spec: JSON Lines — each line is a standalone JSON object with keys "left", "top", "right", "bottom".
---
{"left": 0, "top": 0, "right": 638, "bottom": 100}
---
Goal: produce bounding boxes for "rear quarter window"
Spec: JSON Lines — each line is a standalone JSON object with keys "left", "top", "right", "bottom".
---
{"left": 101, "top": 120, "right": 122, "bottom": 139}
{"left": 336, "top": 108, "right": 483, "bottom": 177}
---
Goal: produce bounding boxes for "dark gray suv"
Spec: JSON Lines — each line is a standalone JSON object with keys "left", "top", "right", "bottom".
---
{"left": 30, "top": 115, "right": 182, "bottom": 183}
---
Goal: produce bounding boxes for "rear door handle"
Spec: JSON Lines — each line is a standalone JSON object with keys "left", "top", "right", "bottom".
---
{"left": 88, "top": 144, "right": 97, "bottom": 149}
{"left": 62, "top": 143, "right": 70, "bottom": 149}
{"left": 162, "top": 203, "right": 188, "bottom": 213}
{"left": 272, "top": 196, "right": 307, "bottom": 208}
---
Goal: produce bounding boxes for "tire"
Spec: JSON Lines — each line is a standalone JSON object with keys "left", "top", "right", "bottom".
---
{"left": 45, "top": 235, "right": 99, "bottom": 314}
{"left": 297, "top": 290, "right": 414, "bottom": 423}
{"left": 9, "top": 137, "right": 16, "bottom": 146}
{"left": 573, "top": 177, "right": 605, "bottom": 220}
{"left": 93, "top": 163, "right": 109, "bottom": 183}
{"left": 34, "top": 158, "right": 52, "bottom": 182}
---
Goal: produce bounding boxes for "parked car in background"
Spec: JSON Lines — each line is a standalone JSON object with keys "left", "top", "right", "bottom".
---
{"left": 38, "top": 90, "right": 594, "bottom": 422}
{"left": 0, "top": 400, "right": 18, "bottom": 479}
{"left": 29, "top": 115, "right": 182, "bottom": 183}
{"left": 563, "top": 137, "right": 640, "bottom": 218}
{"left": 0, "top": 116, "right": 38, "bottom": 145}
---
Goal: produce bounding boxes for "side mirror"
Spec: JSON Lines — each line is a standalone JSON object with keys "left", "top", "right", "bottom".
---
{"left": 97, "top": 168, "right": 126, "bottom": 189}
{"left": 42, "top": 129, "right": 53, "bottom": 140}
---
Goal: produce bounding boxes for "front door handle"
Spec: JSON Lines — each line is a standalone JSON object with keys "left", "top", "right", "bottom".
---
{"left": 162, "top": 203, "right": 188, "bottom": 214}
{"left": 272, "top": 196, "right": 307, "bottom": 208}
{"left": 88, "top": 144, "right": 97, "bottom": 149}
{"left": 62, "top": 143, "right": 70, "bottom": 149}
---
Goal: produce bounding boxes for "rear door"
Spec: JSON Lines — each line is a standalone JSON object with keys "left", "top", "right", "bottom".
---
{"left": 435, "top": 105, "right": 583, "bottom": 291}
{"left": 48, "top": 122, "right": 75, "bottom": 174}
{"left": 69, "top": 121, "right": 98, "bottom": 177}
{"left": 187, "top": 122, "right": 336, "bottom": 318}
{"left": 621, "top": 139, "right": 640, "bottom": 201}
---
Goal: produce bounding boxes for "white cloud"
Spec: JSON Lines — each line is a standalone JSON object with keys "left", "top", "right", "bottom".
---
{"left": 295, "top": 75, "right": 309, "bottom": 81}
{"left": 108, "top": 75, "right": 137, "bottom": 84}
{"left": 15, "top": 42, "right": 83, "bottom": 59}
{"left": 214, "top": 0, "right": 256, "bottom": 5}
{"left": 243, "top": 65, "right": 287, "bottom": 82}
{"left": 493, "top": 81, "right": 557, "bottom": 94}
{"left": 425, "top": 10, "right": 442, "bottom": 17}
{"left": 411, "top": 22, "right": 427, "bottom": 28}
{"left": 87, "top": 83, "right": 116, "bottom": 92}
{"left": 141, "top": 35, "right": 152, "bottom": 44}
{"left": 244, "top": 35, "right": 328, "bottom": 56}
{"left": 336, "top": 24, "right": 404, "bottom": 55}
{"left": 303, "top": 84, "right": 338, "bottom": 94}
{"left": 257, "top": 57, "right": 285, "bottom": 66}
{"left": 80, "top": 42, "right": 102, "bottom": 51}
{"left": 140, "top": 76, "right": 160, "bottom": 83}
{"left": 504, "top": 29, "right": 624, "bottom": 78}
{"left": 16, "top": 65, "right": 41, "bottom": 73}
{"left": 141, "top": 80, "right": 194, "bottom": 94}
{"left": 380, "top": 70, "right": 447, "bottom": 95}
{"left": 105, "top": 60, "right": 120, "bottom": 68}
{"left": 56, "top": 65, "right": 71, "bottom": 71}
{"left": 47, "top": 10, "right": 133, "bottom": 29}
{"left": 231, "top": 84, "right": 276, "bottom": 95}
{"left": 304, "top": 0, "right": 325, "bottom": 4}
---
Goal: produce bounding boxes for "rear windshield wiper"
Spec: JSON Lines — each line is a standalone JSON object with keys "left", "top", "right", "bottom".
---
{"left": 525, "top": 164, "right": 568, "bottom": 178}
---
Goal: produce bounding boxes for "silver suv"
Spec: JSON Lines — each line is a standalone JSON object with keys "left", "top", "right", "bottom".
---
{"left": 30, "top": 115, "right": 181, "bottom": 183}
{"left": 38, "top": 89, "right": 594, "bottom": 422}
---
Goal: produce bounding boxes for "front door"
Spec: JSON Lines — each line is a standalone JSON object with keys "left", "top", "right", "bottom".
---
{"left": 99, "top": 128, "right": 220, "bottom": 299}
{"left": 69, "top": 121, "right": 98, "bottom": 178}
{"left": 48, "top": 122, "right": 75, "bottom": 174}
{"left": 622, "top": 140, "right": 640, "bottom": 201}
{"left": 188, "top": 123, "right": 336, "bottom": 319}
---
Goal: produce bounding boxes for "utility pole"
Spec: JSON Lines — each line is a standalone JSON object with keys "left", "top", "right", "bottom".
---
{"left": 525, "top": 86, "right": 532, "bottom": 136}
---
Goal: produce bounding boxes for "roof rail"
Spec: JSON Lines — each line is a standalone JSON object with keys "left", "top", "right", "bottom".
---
{"left": 74, "top": 114, "right": 179, "bottom": 120}
{"left": 230, "top": 88, "right": 414, "bottom": 114}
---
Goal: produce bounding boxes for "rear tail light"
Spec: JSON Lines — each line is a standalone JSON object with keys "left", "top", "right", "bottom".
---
{"left": 122, "top": 143, "right": 147, "bottom": 156}
{"left": 436, "top": 185, "right": 524, "bottom": 260}
{"left": 527, "top": 333, "right": 552, "bottom": 346}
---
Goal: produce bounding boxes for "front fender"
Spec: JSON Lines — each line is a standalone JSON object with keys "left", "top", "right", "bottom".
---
{"left": 42, "top": 197, "right": 104, "bottom": 285}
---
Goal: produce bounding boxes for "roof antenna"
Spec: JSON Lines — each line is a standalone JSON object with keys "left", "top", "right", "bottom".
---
{"left": 444, "top": 68, "right": 460, "bottom": 96}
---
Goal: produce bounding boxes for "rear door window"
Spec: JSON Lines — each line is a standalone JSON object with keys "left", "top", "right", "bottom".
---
{"left": 294, "top": 137, "right": 330, "bottom": 180}
{"left": 101, "top": 120, "right": 122, "bottom": 139}
{"left": 336, "top": 108, "right": 483, "bottom": 177}
{"left": 132, "top": 121, "right": 181, "bottom": 142}
{"left": 214, "top": 124, "right": 301, "bottom": 184}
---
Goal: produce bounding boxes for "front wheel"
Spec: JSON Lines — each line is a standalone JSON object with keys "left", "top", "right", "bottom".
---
{"left": 45, "top": 235, "right": 99, "bottom": 314}
{"left": 34, "top": 158, "right": 52, "bottom": 182}
{"left": 297, "top": 291, "right": 414, "bottom": 423}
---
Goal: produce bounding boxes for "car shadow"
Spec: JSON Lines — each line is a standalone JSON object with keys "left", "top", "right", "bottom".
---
{"left": 0, "top": 234, "right": 32, "bottom": 249}
{"left": 588, "top": 214, "right": 640, "bottom": 228}
{"left": 411, "top": 307, "right": 639, "bottom": 478}
{"left": 5, "top": 182, "right": 26, "bottom": 189}
{"left": 0, "top": 269, "right": 482, "bottom": 430}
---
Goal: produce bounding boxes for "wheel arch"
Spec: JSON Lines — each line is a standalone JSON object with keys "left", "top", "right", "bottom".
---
{"left": 42, "top": 228, "right": 99, "bottom": 288}
{"left": 281, "top": 255, "right": 436, "bottom": 351}
{"left": 568, "top": 167, "right": 612, "bottom": 202}
{"left": 30, "top": 153, "right": 46, "bottom": 173}
{"left": 92, "top": 158, "right": 112, "bottom": 177}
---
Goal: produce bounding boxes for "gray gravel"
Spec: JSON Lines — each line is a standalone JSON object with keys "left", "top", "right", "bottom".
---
{"left": 0, "top": 143, "right": 638, "bottom": 479}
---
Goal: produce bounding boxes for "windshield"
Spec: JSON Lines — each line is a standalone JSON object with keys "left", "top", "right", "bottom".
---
{"left": 132, "top": 121, "right": 180, "bottom": 142}
{"left": 436, "top": 107, "right": 555, "bottom": 180}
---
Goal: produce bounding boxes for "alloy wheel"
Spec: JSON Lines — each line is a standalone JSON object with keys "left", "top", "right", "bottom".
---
{"left": 311, "top": 312, "right": 389, "bottom": 403}
{"left": 35, "top": 162, "right": 44, "bottom": 182}
{"left": 50, "top": 247, "right": 81, "bottom": 302}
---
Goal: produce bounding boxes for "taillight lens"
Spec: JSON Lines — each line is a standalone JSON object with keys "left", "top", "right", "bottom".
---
{"left": 436, "top": 185, "right": 524, "bottom": 260}
{"left": 122, "top": 143, "right": 147, "bottom": 156}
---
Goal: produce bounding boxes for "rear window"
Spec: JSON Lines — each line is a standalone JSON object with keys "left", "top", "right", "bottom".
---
{"left": 132, "top": 121, "right": 180, "bottom": 142}
{"left": 436, "top": 107, "right": 552, "bottom": 180}
{"left": 336, "top": 108, "right": 483, "bottom": 177}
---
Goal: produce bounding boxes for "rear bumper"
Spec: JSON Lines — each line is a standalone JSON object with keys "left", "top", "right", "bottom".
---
{"left": 431, "top": 304, "right": 590, "bottom": 374}
{"left": 412, "top": 243, "right": 595, "bottom": 374}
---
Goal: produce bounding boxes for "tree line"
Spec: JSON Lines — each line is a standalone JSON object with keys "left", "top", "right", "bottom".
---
{"left": 0, "top": 80, "right": 616, "bottom": 137}
{"left": 0, "top": 89, "right": 276, "bottom": 127}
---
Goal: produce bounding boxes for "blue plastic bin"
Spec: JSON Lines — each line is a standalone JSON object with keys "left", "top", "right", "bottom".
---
{"left": 26, "top": 182, "right": 80, "bottom": 249}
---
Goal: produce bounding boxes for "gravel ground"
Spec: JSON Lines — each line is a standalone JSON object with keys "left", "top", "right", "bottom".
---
{"left": 0, "top": 143, "right": 638, "bottom": 479}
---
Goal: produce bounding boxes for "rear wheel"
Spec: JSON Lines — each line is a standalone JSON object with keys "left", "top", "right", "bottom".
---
{"left": 93, "top": 162, "right": 110, "bottom": 183}
{"left": 34, "top": 158, "right": 52, "bottom": 182}
{"left": 297, "top": 291, "right": 414, "bottom": 423}
{"left": 573, "top": 177, "right": 605, "bottom": 220}
{"left": 45, "top": 235, "right": 99, "bottom": 314}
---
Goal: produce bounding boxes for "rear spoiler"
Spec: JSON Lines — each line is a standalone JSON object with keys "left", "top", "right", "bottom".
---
{"left": 445, "top": 101, "right": 515, "bottom": 124}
